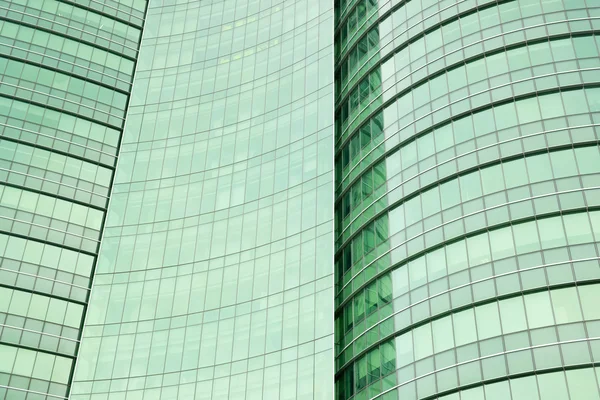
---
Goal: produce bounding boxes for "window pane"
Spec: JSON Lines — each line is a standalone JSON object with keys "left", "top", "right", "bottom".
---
{"left": 524, "top": 292, "right": 554, "bottom": 329}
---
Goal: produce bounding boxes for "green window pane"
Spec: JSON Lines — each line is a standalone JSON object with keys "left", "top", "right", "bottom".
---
{"left": 378, "top": 274, "right": 392, "bottom": 304}
{"left": 563, "top": 213, "right": 593, "bottom": 245}
{"left": 550, "top": 150, "right": 578, "bottom": 178}
{"left": 524, "top": 292, "right": 555, "bottom": 329}
{"left": 453, "top": 309, "right": 477, "bottom": 346}
{"left": 510, "top": 375, "right": 540, "bottom": 400}
{"left": 447, "top": 240, "right": 468, "bottom": 274}
{"left": 489, "top": 228, "right": 515, "bottom": 260}
{"left": 395, "top": 331, "right": 414, "bottom": 368}
{"left": 565, "top": 368, "right": 600, "bottom": 400}
{"left": 13, "top": 348, "right": 36, "bottom": 377}
{"left": 538, "top": 371, "right": 570, "bottom": 400}
{"left": 538, "top": 217, "right": 567, "bottom": 249}
{"left": 0, "top": 345, "right": 17, "bottom": 374}
{"left": 367, "top": 348, "right": 380, "bottom": 384}
{"left": 366, "top": 281, "right": 378, "bottom": 315}
{"left": 579, "top": 285, "right": 600, "bottom": 320}
{"left": 354, "top": 291, "right": 366, "bottom": 322}
{"left": 356, "top": 355, "right": 367, "bottom": 390}
{"left": 364, "top": 223, "right": 375, "bottom": 254}
{"left": 475, "top": 302, "right": 501, "bottom": 340}
{"left": 32, "top": 352, "right": 54, "bottom": 381}
{"left": 551, "top": 287, "right": 583, "bottom": 324}
{"left": 432, "top": 317, "right": 454, "bottom": 353}
{"left": 499, "top": 297, "right": 528, "bottom": 334}
{"left": 381, "top": 341, "right": 395, "bottom": 375}
{"left": 484, "top": 381, "right": 511, "bottom": 400}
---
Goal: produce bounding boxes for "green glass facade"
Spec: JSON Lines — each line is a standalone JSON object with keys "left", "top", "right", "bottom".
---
{"left": 3, "top": 0, "right": 600, "bottom": 399}
{"left": 333, "top": 0, "right": 600, "bottom": 399}
{"left": 0, "top": 0, "right": 147, "bottom": 398}
{"left": 66, "top": 0, "right": 335, "bottom": 399}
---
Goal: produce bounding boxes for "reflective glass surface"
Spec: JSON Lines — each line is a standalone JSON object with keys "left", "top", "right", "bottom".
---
{"left": 334, "top": 0, "right": 600, "bottom": 398}
{"left": 69, "top": 0, "right": 335, "bottom": 399}
{"left": 0, "top": 0, "right": 146, "bottom": 399}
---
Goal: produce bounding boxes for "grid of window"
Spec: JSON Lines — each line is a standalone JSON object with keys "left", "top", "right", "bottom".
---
{"left": 338, "top": 144, "right": 600, "bottom": 278}
{"left": 0, "top": 19, "right": 136, "bottom": 86}
{"left": 0, "top": 96, "right": 121, "bottom": 166}
{"left": 334, "top": 0, "right": 600, "bottom": 398}
{"left": 336, "top": 0, "right": 600, "bottom": 143}
{"left": 0, "top": 139, "right": 113, "bottom": 207}
{"left": 345, "top": 282, "right": 600, "bottom": 400}
{"left": 352, "top": 87, "right": 599, "bottom": 190}
{"left": 0, "top": 0, "right": 142, "bottom": 57}
{"left": 338, "top": 211, "right": 600, "bottom": 351}
{"left": 57, "top": 0, "right": 146, "bottom": 28}
{"left": 337, "top": 210, "right": 600, "bottom": 364}
{"left": 68, "top": 0, "right": 335, "bottom": 398}
{"left": 0, "top": 57, "right": 128, "bottom": 126}
{"left": 0, "top": 0, "right": 147, "bottom": 398}
{"left": 0, "top": 232, "right": 93, "bottom": 302}
{"left": 337, "top": 36, "right": 600, "bottom": 190}
{"left": 0, "top": 344, "right": 73, "bottom": 399}
{"left": 438, "top": 368, "right": 600, "bottom": 400}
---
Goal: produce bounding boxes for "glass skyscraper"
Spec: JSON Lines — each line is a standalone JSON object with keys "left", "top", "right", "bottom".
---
{"left": 68, "top": 0, "right": 335, "bottom": 398}
{"left": 1, "top": 0, "right": 600, "bottom": 400}
{"left": 334, "top": 0, "right": 600, "bottom": 399}
{"left": 0, "top": 0, "right": 146, "bottom": 399}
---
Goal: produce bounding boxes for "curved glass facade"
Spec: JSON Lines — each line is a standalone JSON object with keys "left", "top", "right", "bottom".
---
{"left": 69, "top": 0, "right": 335, "bottom": 399}
{"left": 333, "top": 0, "right": 600, "bottom": 399}
{"left": 5, "top": 0, "right": 600, "bottom": 398}
{"left": 0, "top": 0, "right": 146, "bottom": 398}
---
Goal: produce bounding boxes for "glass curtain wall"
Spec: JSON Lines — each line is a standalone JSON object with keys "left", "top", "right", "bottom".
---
{"left": 334, "top": 0, "right": 600, "bottom": 399}
{"left": 70, "top": 0, "right": 335, "bottom": 399}
{"left": 0, "top": 0, "right": 147, "bottom": 399}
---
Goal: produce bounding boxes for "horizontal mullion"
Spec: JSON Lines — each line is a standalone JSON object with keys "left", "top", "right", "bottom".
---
{"left": 0, "top": 281, "right": 88, "bottom": 306}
